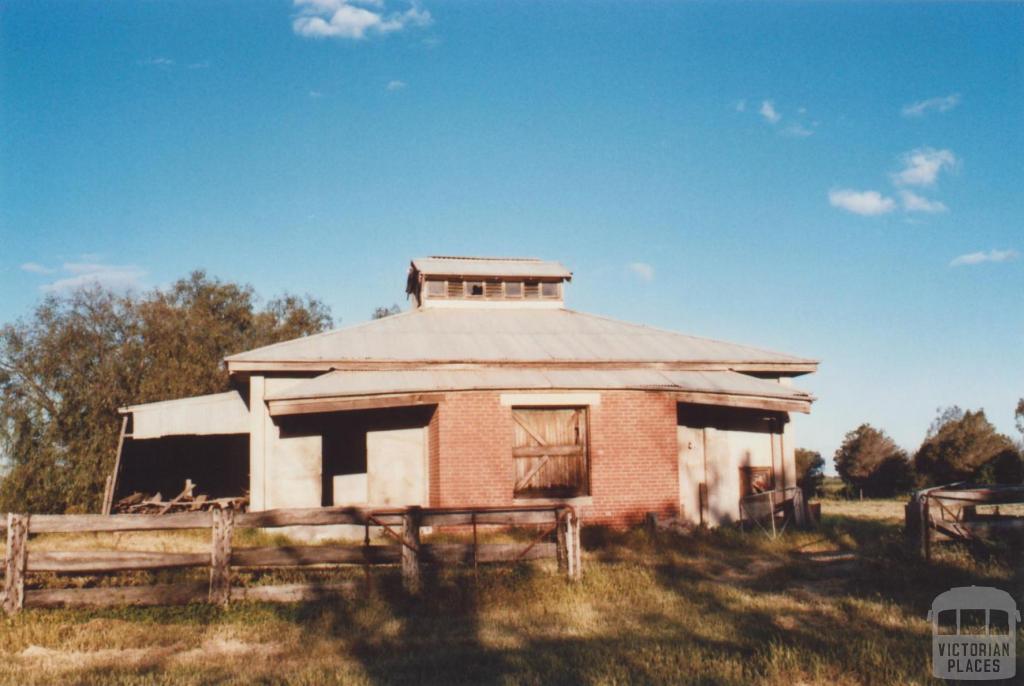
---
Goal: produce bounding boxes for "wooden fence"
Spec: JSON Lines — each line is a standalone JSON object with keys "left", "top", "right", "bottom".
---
{"left": 906, "top": 484, "right": 1024, "bottom": 562}
{"left": 1, "top": 504, "right": 582, "bottom": 614}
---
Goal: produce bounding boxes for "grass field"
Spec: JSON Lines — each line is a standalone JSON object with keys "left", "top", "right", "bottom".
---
{"left": 1, "top": 500, "right": 1021, "bottom": 686}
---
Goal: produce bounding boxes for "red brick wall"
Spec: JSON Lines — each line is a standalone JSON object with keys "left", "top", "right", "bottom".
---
{"left": 431, "top": 390, "right": 680, "bottom": 527}
{"left": 587, "top": 391, "right": 680, "bottom": 526}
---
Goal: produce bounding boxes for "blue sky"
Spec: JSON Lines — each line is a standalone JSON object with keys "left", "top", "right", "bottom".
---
{"left": 2, "top": 1, "right": 1022, "bottom": 466}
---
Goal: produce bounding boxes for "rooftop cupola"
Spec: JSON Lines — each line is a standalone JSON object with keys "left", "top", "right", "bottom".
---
{"left": 406, "top": 256, "right": 573, "bottom": 309}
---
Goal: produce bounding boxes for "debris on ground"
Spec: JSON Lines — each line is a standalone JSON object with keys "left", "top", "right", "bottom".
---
{"left": 114, "top": 480, "right": 248, "bottom": 514}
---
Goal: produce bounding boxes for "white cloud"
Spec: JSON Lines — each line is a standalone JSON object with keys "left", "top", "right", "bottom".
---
{"left": 20, "top": 262, "right": 55, "bottom": 275}
{"left": 627, "top": 262, "right": 655, "bottom": 282}
{"left": 901, "top": 94, "right": 961, "bottom": 118}
{"left": 828, "top": 188, "right": 896, "bottom": 216}
{"left": 292, "top": 0, "right": 431, "bottom": 40}
{"left": 949, "top": 249, "right": 1019, "bottom": 267}
{"left": 899, "top": 190, "right": 947, "bottom": 213}
{"left": 40, "top": 262, "right": 146, "bottom": 294}
{"left": 892, "top": 147, "right": 956, "bottom": 187}
{"left": 138, "top": 57, "right": 175, "bottom": 67}
{"left": 386, "top": 79, "right": 406, "bottom": 91}
{"left": 781, "top": 123, "right": 813, "bottom": 138}
{"left": 759, "top": 100, "right": 781, "bottom": 124}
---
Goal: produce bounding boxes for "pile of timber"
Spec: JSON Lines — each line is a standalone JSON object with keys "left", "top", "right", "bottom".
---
{"left": 114, "top": 480, "right": 248, "bottom": 514}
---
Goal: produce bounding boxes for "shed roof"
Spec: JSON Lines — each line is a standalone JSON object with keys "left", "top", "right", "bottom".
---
{"left": 264, "top": 368, "right": 813, "bottom": 415}
{"left": 410, "top": 256, "right": 573, "bottom": 280}
{"left": 119, "top": 391, "right": 249, "bottom": 438}
{"left": 225, "top": 307, "right": 817, "bottom": 373}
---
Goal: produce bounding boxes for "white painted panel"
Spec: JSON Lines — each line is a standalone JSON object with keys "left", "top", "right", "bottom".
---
{"left": 701, "top": 428, "right": 776, "bottom": 526}
{"left": 677, "top": 426, "right": 705, "bottom": 525}
{"left": 730, "top": 430, "right": 774, "bottom": 469}
{"left": 500, "top": 392, "right": 601, "bottom": 407}
{"left": 704, "top": 428, "right": 740, "bottom": 525}
{"left": 268, "top": 433, "right": 322, "bottom": 509}
{"left": 333, "top": 474, "right": 368, "bottom": 506}
{"left": 367, "top": 427, "right": 426, "bottom": 507}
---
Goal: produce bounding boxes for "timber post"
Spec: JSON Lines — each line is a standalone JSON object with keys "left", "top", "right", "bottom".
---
{"left": 561, "top": 509, "right": 582, "bottom": 582}
{"left": 3, "top": 513, "right": 29, "bottom": 615}
{"left": 920, "top": 496, "right": 932, "bottom": 563}
{"left": 555, "top": 507, "right": 568, "bottom": 574}
{"left": 209, "top": 507, "right": 234, "bottom": 606}
{"left": 401, "top": 506, "right": 421, "bottom": 595}
{"left": 792, "top": 488, "right": 807, "bottom": 529}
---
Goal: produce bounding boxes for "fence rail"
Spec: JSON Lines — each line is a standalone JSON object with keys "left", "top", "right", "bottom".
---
{"left": 1, "top": 504, "right": 581, "bottom": 614}
{"left": 906, "top": 483, "right": 1024, "bottom": 562}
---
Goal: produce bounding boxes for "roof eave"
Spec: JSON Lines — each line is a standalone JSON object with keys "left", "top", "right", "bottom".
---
{"left": 225, "top": 359, "right": 819, "bottom": 375}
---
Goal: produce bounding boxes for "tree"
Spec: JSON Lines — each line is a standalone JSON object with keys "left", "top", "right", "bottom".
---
{"left": 927, "top": 405, "right": 964, "bottom": 439}
{"left": 0, "top": 272, "right": 332, "bottom": 513}
{"left": 372, "top": 304, "right": 402, "bottom": 320}
{"left": 833, "top": 424, "right": 914, "bottom": 497}
{"left": 914, "top": 408, "right": 1021, "bottom": 486}
{"left": 794, "top": 448, "right": 825, "bottom": 499}
{"left": 1015, "top": 398, "right": 1024, "bottom": 438}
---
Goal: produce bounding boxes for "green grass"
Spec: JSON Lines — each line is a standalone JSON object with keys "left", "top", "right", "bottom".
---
{"left": 1, "top": 501, "right": 1021, "bottom": 685}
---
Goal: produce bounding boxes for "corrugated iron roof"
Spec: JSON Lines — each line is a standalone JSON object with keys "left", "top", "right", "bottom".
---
{"left": 225, "top": 307, "right": 817, "bottom": 368}
{"left": 410, "top": 256, "right": 573, "bottom": 279}
{"left": 119, "top": 391, "right": 250, "bottom": 438}
{"left": 265, "top": 368, "right": 813, "bottom": 404}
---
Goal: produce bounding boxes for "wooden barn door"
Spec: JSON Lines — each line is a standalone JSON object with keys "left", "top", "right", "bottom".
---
{"left": 512, "top": 407, "right": 588, "bottom": 498}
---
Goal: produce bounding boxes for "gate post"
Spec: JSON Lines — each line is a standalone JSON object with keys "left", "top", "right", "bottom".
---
{"left": 402, "top": 507, "right": 422, "bottom": 595}
{"left": 209, "top": 507, "right": 234, "bottom": 606}
{"left": 556, "top": 508, "right": 568, "bottom": 574}
{"left": 561, "top": 509, "right": 582, "bottom": 582}
{"left": 3, "top": 513, "right": 28, "bottom": 614}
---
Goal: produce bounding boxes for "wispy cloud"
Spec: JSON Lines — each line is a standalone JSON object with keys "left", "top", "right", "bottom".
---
{"left": 949, "top": 249, "right": 1018, "bottom": 267}
{"left": 34, "top": 261, "right": 147, "bottom": 294}
{"left": 892, "top": 147, "right": 957, "bottom": 187}
{"left": 734, "top": 99, "right": 746, "bottom": 113}
{"left": 828, "top": 188, "right": 896, "bottom": 217}
{"left": 292, "top": 0, "right": 431, "bottom": 40}
{"left": 309, "top": 90, "right": 324, "bottom": 98}
{"left": 386, "top": 79, "right": 406, "bottom": 91}
{"left": 899, "top": 190, "right": 947, "bottom": 214}
{"left": 759, "top": 100, "right": 781, "bottom": 124}
{"left": 20, "top": 262, "right": 55, "bottom": 275}
{"left": 186, "top": 61, "right": 210, "bottom": 70}
{"left": 627, "top": 262, "right": 655, "bottom": 282}
{"left": 137, "top": 57, "right": 175, "bottom": 68}
{"left": 781, "top": 123, "right": 813, "bottom": 138}
{"left": 901, "top": 94, "right": 961, "bottom": 118}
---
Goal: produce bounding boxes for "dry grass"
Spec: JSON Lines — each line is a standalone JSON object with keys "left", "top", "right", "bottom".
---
{"left": 1, "top": 500, "right": 1021, "bottom": 685}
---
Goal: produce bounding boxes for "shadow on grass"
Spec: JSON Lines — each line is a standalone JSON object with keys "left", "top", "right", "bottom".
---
{"left": 20, "top": 513, "right": 1022, "bottom": 685}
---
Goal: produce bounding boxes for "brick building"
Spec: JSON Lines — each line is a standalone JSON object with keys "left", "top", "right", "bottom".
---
{"left": 111, "top": 256, "right": 817, "bottom": 527}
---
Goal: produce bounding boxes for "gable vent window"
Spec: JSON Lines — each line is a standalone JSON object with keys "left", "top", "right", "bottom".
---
{"left": 426, "top": 280, "right": 446, "bottom": 297}
{"left": 465, "top": 281, "right": 485, "bottom": 297}
{"left": 541, "top": 282, "right": 560, "bottom": 298}
{"left": 485, "top": 281, "right": 503, "bottom": 298}
{"left": 524, "top": 281, "right": 540, "bottom": 298}
{"left": 446, "top": 280, "right": 463, "bottom": 297}
{"left": 505, "top": 281, "right": 523, "bottom": 297}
